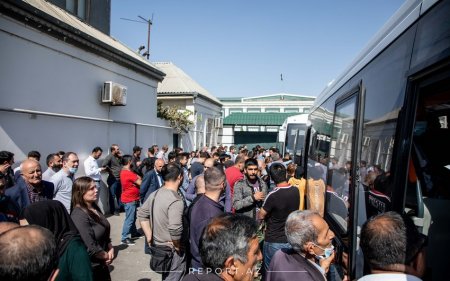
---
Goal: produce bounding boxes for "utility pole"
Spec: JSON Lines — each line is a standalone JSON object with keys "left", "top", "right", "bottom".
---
{"left": 120, "top": 14, "right": 153, "bottom": 60}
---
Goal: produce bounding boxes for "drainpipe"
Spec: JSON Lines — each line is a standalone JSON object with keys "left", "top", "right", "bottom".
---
{"left": 193, "top": 93, "right": 198, "bottom": 151}
{"left": 135, "top": 123, "right": 138, "bottom": 147}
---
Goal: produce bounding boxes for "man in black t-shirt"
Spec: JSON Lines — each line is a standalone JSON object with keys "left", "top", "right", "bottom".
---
{"left": 138, "top": 145, "right": 159, "bottom": 176}
{"left": 259, "top": 163, "right": 300, "bottom": 274}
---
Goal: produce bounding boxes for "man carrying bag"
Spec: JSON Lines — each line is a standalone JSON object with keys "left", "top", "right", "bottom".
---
{"left": 138, "top": 163, "right": 186, "bottom": 280}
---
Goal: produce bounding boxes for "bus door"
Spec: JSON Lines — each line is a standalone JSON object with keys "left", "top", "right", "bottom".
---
{"left": 323, "top": 84, "right": 365, "bottom": 280}
{"left": 399, "top": 63, "right": 450, "bottom": 281}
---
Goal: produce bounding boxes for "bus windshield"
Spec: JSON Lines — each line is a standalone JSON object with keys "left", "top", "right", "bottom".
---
{"left": 285, "top": 124, "right": 306, "bottom": 155}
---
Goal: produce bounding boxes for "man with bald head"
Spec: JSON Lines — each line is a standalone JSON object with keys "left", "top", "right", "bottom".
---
{"left": 6, "top": 159, "right": 54, "bottom": 211}
{"left": 0, "top": 225, "right": 59, "bottom": 281}
{"left": 140, "top": 158, "right": 165, "bottom": 203}
{"left": 186, "top": 158, "right": 232, "bottom": 212}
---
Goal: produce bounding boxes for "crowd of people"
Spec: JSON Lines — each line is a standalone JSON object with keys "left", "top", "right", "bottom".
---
{"left": 0, "top": 145, "right": 427, "bottom": 281}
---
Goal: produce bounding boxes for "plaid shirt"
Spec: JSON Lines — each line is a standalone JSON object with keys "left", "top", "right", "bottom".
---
{"left": 26, "top": 182, "right": 49, "bottom": 204}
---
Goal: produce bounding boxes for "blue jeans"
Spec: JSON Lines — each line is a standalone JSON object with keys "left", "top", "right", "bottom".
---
{"left": 108, "top": 177, "right": 122, "bottom": 213}
{"left": 263, "top": 241, "right": 290, "bottom": 272}
{"left": 121, "top": 201, "right": 138, "bottom": 241}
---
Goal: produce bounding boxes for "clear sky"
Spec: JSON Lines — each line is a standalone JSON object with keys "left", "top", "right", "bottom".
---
{"left": 111, "top": 0, "right": 405, "bottom": 98}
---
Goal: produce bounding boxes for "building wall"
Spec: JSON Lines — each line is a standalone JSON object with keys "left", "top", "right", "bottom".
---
{"left": 159, "top": 99, "right": 188, "bottom": 108}
{"left": 194, "top": 97, "right": 222, "bottom": 149}
{"left": 221, "top": 127, "right": 234, "bottom": 147}
{"left": 221, "top": 98, "right": 314, "bottom": 118}
{"left": 47, "top": 0, "right": 111, "bottom": 34}
{"left": 0, "top": 15, "right": 172, "bottom": 172}
{"left": 158, "top": 98, "right": 193, "bottom": 151}
{"left": 219, "top": 96, "right": 315, "bottom": 146}
{"left": 157, "top": 96, "right": 221, "bottom": 151}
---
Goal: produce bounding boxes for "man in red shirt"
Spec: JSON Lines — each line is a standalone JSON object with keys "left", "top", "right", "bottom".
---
{"left": 225, "top": 155, "right": 245, "bottom": 211}
{"left": 120, "top": 155, "right": 142, "bottom": 245}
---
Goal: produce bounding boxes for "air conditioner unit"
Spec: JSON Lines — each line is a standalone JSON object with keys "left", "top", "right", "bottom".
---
{"left": 102, "top": 81, "right": 127, "bottom": 106}
{"left": 214, "top": 117, "right": 223, "bottom": 128}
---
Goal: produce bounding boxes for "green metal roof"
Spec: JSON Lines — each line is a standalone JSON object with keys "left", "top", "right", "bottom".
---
{"left": 219, "top": 97, "right": 242, "bottom": 102}
{"left": 242, "top": 95, "right": 315, "bottom": 102}
{"left": 223, "top": 112, "right": 298, "bottom": 126}
{"left": 219, "top": 94, "right": 316, "bottom": 103}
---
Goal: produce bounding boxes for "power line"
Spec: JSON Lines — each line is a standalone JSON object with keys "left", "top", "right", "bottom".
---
{"left": 120, "top": 14, "right": 153, "bottom": 59}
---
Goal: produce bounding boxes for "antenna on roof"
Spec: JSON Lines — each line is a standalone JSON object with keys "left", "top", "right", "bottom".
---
{"left": 120, "top": 13, "right": 154, "bottom": 60}
{"left": 279, "top": 73, "right": 286, "bottom": 94}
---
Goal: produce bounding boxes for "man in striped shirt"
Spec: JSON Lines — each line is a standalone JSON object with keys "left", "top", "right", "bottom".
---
{"left": 259, "top": 163, "right": 300, "bottom": 275}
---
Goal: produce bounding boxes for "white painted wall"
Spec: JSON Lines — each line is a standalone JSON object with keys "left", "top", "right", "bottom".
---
{"left": 0, "top": 15, "right": 172, "bottom": 172}
{"left": 220, "top": 127, "right": 235, "bottom": 147}
{"left": 194, "top": 97, "right": 221, "bottom": 149}
{"left": 221, "top": 101, "right": 314, "bottom": 117}
{"left": 159, "top": 99, "right": 188, "bottom": 109}
{"left": 158, "top": 96, "right": 222, "bottom": 151}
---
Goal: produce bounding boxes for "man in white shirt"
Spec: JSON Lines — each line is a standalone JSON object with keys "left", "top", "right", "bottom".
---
{"left": 84, "top": 147, "right": 109, "bottom": 214}
{"left": 227, "top": 145, "right": 237, "bottom": 162}
{"left": 156, "top": 144, "right": 169, "bottom": 164}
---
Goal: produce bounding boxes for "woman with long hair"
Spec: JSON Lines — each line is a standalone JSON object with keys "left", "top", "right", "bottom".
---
{"left": 20, "top": 200, "right": 93, "bottom": 281}
{"left": 71, "top": 176, "right": 114, "bottom": 281}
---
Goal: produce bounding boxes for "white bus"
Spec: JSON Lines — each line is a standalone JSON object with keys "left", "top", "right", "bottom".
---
{"left": 304, "top": 0, "right": 450, "bottom": 280}
{"left": 279, "top": 114, "right": 308, "bottom": 160}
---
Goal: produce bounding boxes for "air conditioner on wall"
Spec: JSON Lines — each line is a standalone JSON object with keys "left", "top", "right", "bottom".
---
{"left": 102, "top": 81, "right": 127, "bottom": 106}
{"left": 214, "top": 117, "right": 223, "bottom": 128}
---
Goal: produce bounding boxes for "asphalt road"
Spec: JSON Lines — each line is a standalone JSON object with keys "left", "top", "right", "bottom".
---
{"left": 107, "top": 211, "right": 161, "bottom": 281}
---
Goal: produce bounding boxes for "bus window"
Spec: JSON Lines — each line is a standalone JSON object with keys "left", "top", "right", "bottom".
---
{"left": 308, "top": 104, "right": 333, "bottom": 167}
{"left": 285, "top": 124, "right": 306, "bottom": 155}
{"left": 282, "top": 114, "right": 308, "bottom": 157}
{"left": 361, "top": 106, "right": 401, "bottom": 222}
{"left": 326, "top": 95, "right": 358, "bottom": 234}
